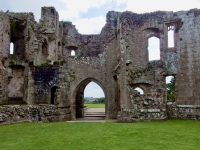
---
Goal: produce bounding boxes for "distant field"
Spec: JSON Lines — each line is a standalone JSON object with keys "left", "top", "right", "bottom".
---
{"left": 0, "top": 120, "right": 200, "bottom": 150}
{"left": 84, "top": 103, "right": 105, "bottom": 108}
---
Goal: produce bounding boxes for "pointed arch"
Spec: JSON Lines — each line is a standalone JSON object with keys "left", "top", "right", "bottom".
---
{"left": 72, "top": 78, "right": 107, "bottom": 119}
{"left": 84, "top": 81, "right": 105, "bottom": 98}
{"left": 72, "top": 78, "right": 107, "bottom": 100}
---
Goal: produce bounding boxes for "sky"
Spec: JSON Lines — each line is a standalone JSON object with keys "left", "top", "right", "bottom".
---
{"left": 1, "top": 0, "right": 199, "bottom": 97}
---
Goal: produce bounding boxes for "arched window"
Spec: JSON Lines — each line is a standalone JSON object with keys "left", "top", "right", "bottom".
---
{"left": 134, "top": 87, "right": 144, "bottom": 95}
{"left": 168, "top": 25, "right": 174, "bottom": 48}
{"left": 148, "top": 37, "right": 160, "bottom": 61}
{"left": 10, "top": 42, "right": 14, "bottom": 54}
{"left": 71, "top": 50, "right": 75, "bottom": 56}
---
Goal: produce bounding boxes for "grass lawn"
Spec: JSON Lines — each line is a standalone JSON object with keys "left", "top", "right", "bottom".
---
{"left": 84, "top": 103, "right": 105, "bottom": 108}
{"left": 0, "top": 120, "right": 200, "bottom": 150}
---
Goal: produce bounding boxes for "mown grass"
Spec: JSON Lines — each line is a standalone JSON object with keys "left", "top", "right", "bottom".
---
{"left": 84, "top": 103, "right": 105, "bottom": 108}
{"left": 0, "top": 120, "right": 200, "bottom": 150}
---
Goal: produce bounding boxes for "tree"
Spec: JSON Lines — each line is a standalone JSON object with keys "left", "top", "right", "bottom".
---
{"left": 96, "top": 97, "right": 105, "bottom": 104}
{"left": 166, "top": 77, "right": 175, "bottom": 101}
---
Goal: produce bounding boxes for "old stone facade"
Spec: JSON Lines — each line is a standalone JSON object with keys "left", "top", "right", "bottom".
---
{"left": 0, "top": 7, "right": 200, "bottom": 124}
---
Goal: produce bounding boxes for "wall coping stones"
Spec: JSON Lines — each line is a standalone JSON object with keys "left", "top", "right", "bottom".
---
{"left": 177, "top": 105, "right": 200, "bottom": 108}
{"left": 140, "top": 109, "right": 161, "bottom": 113}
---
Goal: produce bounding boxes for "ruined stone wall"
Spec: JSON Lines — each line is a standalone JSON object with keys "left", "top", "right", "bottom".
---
{"left": 174, "top": 9, "right": 200, "bottom": 105}
{"left": 1, "top": 7, "right": 200, "bottom": 124}
{"left": 0, "top": 105, "right": 71, "bottom": 125}
{"left": 115, "top": 11, "right": 168, "bottom": 122}
{"left": 167, "top": 102, "right": 200, "bottom": 120}
{"left": 0, "top": 12, "right": 10, "bottom": 104}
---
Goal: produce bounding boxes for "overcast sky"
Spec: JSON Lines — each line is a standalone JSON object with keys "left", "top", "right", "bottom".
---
{"left": 1, "top": 0, "right": 199, "bottom": 97}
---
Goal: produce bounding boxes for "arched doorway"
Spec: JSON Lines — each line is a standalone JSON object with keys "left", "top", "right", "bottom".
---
{"left": 51, "top": 86, "right": 58, "bottom": 104}
{"left": 74, "top": 78, "right": 106, "bottom": 119}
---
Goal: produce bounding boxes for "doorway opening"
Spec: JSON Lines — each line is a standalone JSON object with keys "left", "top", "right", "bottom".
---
{"left": 75, "top": 80, "right": 106, "bottom": 120}
{"left": 51, "top": 86, "right": 58, "bottom": 104}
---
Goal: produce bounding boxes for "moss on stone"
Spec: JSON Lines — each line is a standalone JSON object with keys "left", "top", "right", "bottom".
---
{"left": 9, "top": 60, "right": 15, "bottom": 65}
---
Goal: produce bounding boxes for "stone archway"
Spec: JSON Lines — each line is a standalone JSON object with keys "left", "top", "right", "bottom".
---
{"left": 72, "top": 78, "right": 107, "bottom": 119}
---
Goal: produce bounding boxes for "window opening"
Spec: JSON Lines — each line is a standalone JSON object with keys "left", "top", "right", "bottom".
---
{"left": 168, "top": 25, "right": 174, "bottom": 47}
{"left": 71, "top": 50, "right": 75, "bottom": 56}
{"left": 148, "top": 37, "right": 160, "bottom": 61}
{"left": 10, "top": 42, "right": 14, "bottom": 54}
{"left": 166, "top": 76, "right": 175, "bottom": 101}
{"left": 42, "top": 39, "right": 48, "bottom": 57}
{"left": 51, "top": 86, "right": 58, "bottom": 104}
{"left": 134, "top": 87, "right": 144, "bottom": 95}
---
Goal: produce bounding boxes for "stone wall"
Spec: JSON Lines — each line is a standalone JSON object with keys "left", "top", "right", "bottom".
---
{"left": 0, "top": 7, "right": 200, "bottom": 124}
{"left": 0, "top": 105, "right": 71, "bottom": 125}
{"left": 167, "top": 102, "right": 200, "bottom": 120}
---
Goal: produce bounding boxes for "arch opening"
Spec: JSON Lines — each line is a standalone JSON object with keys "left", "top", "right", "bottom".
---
{"left": 148, "top": 37, "right": 160, "bottom": 61}
{"left": 51, "top": 86, "right": 58, "bottom": 104}
{"left": 134, "top": 87, "right": 144, "bottom": 95}
{"left": 84, "top": 82, "right": 105, "bottom": 100}
{"left": 75, "top": 80, "right": 106, "bottom": 119}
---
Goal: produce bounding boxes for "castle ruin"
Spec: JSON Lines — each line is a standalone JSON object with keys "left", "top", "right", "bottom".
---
{"left": 0, "top": 7, "right": 200, "bottom": 124}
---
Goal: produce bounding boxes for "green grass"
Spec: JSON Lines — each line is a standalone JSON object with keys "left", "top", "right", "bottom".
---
{"left": 0, "top": 120, "right": 200, "bottom": 150}
{"left": 84, "top": 103, "right": 105, "bottom": 108}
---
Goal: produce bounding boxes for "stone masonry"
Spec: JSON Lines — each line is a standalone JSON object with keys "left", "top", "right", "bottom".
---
{"left": 0, "top": 7, "right": 200, "bottom": 124}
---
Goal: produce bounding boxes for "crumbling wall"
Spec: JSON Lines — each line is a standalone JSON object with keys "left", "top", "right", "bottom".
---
{"left": 1, "top": 7, "right": 200, "bottom": 124}
{"left": 0, "top": 105, "right": 71, "bottom": 125}
{"left": 167, "top": 102, "right": 200, "bottom": 120}
{"left": 0, "top": 12, "right": 10, "bottom": 104}
{"left": 115, "top": 11, "right": 168, "bottom": 122}
{"left": 7, "top": 66, "right": 25, "bottom": 100}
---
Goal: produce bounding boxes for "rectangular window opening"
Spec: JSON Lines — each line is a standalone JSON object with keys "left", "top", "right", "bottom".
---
{"left": 10, "top": 42, "right": 14, "bottom": 54}
{"left": 168, "top": 25, "right": 174, "bottom": 48}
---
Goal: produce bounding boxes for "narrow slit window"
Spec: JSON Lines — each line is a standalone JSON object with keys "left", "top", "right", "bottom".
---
{"left": 166, "top": 76, "right": 175, "bottom": 102}
{"left": 148, "top": 37, "right": 160, "bottom": 61}
{"left": 71, "top": 50, "right": 75, "bottom": 56}
{"left": 42, "top": 39, "right": 48, "bottom": 57}
{"left": 168, "top": 25, "right": 174, "bottom": 48}
{"left": 10, "top": 42, "right": 14, "bottom": 54}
